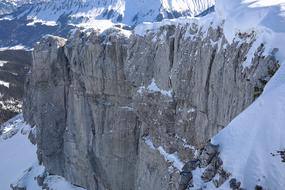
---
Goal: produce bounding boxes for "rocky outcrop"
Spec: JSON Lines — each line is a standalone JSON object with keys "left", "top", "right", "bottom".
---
{"left": 24, "top": 22, "right": 279, "bottom": 190}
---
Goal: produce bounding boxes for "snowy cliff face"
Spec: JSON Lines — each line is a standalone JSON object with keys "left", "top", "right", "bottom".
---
{"left": 23, "top": 13, "right": 279, "bottom": 190}
{"left": 179, "top": 1, "right": 285, "bottom": 190}
{"left": 0, "top": 0, "right": 40, "bottom": 15}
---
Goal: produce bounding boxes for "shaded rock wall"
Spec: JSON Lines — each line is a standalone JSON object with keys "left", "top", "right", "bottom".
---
{"left": 24, "top": 23, "right": 278, "bottom": 190}
{"left": 0, "top": 49, "right": 31, "bottom": 124}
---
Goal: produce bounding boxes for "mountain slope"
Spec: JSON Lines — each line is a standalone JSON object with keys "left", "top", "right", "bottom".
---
{"left": 0, "top": 0, "right": 215, "bottom": 47}
{"left": 16, "top": 0, "right": 215, "bottom": 26}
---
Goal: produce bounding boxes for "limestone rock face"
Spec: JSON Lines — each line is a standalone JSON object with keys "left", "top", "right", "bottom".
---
{"left": 24, "top": 23, "right": 279, "bottom": 190}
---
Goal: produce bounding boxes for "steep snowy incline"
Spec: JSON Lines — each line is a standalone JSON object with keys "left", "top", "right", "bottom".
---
{"left": 0, "top": 1, "right": 16, "bottom": 16}
{"left": 207, "top": 0, "right": 285, "bottom": 189}
{"left": 14, "top": 0, "right": 215, "bottom": 27}
{"left": 0, "top": 0, "right": 42, "bottom": 16}
{"left": 212, "top": 64, "right": 285, "bottom": 189}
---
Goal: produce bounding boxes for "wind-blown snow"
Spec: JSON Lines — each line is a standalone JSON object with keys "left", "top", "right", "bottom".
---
{"left": 0, "top": 45, "right": 30, "bottom": 51}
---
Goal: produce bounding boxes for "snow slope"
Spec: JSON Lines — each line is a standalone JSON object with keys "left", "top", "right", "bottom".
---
{"left": 0, "top": 0, "right": 41, "bottom": 15}
{"left": 0, "top": 115, "right": 86, "bottom": 190}
{"left": 0, "top": 114, "right": 37, "bottom": 190}
{"left": 209, "top": 0, "right": 285, "bottom": 189}
{"left": 212, "top": 64, "right": 285, "bottom": 189}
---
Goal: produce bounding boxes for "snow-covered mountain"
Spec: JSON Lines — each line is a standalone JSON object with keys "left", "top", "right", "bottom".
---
{"left": 2, "top": 0, "right": 285, "bottom": 190}
{"left": 0, "top": 0, "right": 40, "bottom": 15}
{"left": 0, "top": 1, "right": 16, "bottom": 15}
{"left": 17, "top": 0, "right": 215, "bottom": 26}
{"left": 0, "top": 0, "right": 215, "bottom": 47}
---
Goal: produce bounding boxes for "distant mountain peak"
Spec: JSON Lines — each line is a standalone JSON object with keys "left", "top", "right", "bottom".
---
{"left": 14, "top": 0, "right": 215, "bottom": 26}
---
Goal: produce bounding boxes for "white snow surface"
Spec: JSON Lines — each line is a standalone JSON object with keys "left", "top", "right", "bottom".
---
{"left": 143, "top": 136, "right": 184, "bottom": 171}
{"left": 212, "top": 63, "right": 285, "bottom": 189}
{"left": 0, "top": 80, "right": 10, "bottom": 88}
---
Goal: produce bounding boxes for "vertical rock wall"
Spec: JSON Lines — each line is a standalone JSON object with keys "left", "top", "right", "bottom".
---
{"left": 24, "top": 23, "right": 279, "bottom": 190}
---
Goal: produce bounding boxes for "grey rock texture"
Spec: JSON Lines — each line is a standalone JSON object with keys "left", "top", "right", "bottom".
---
{"left": 181, "top": 142, "right": 231, "bottom": 190}
{"left": 24, "top": 22, "right": 279, "bottom": 190}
